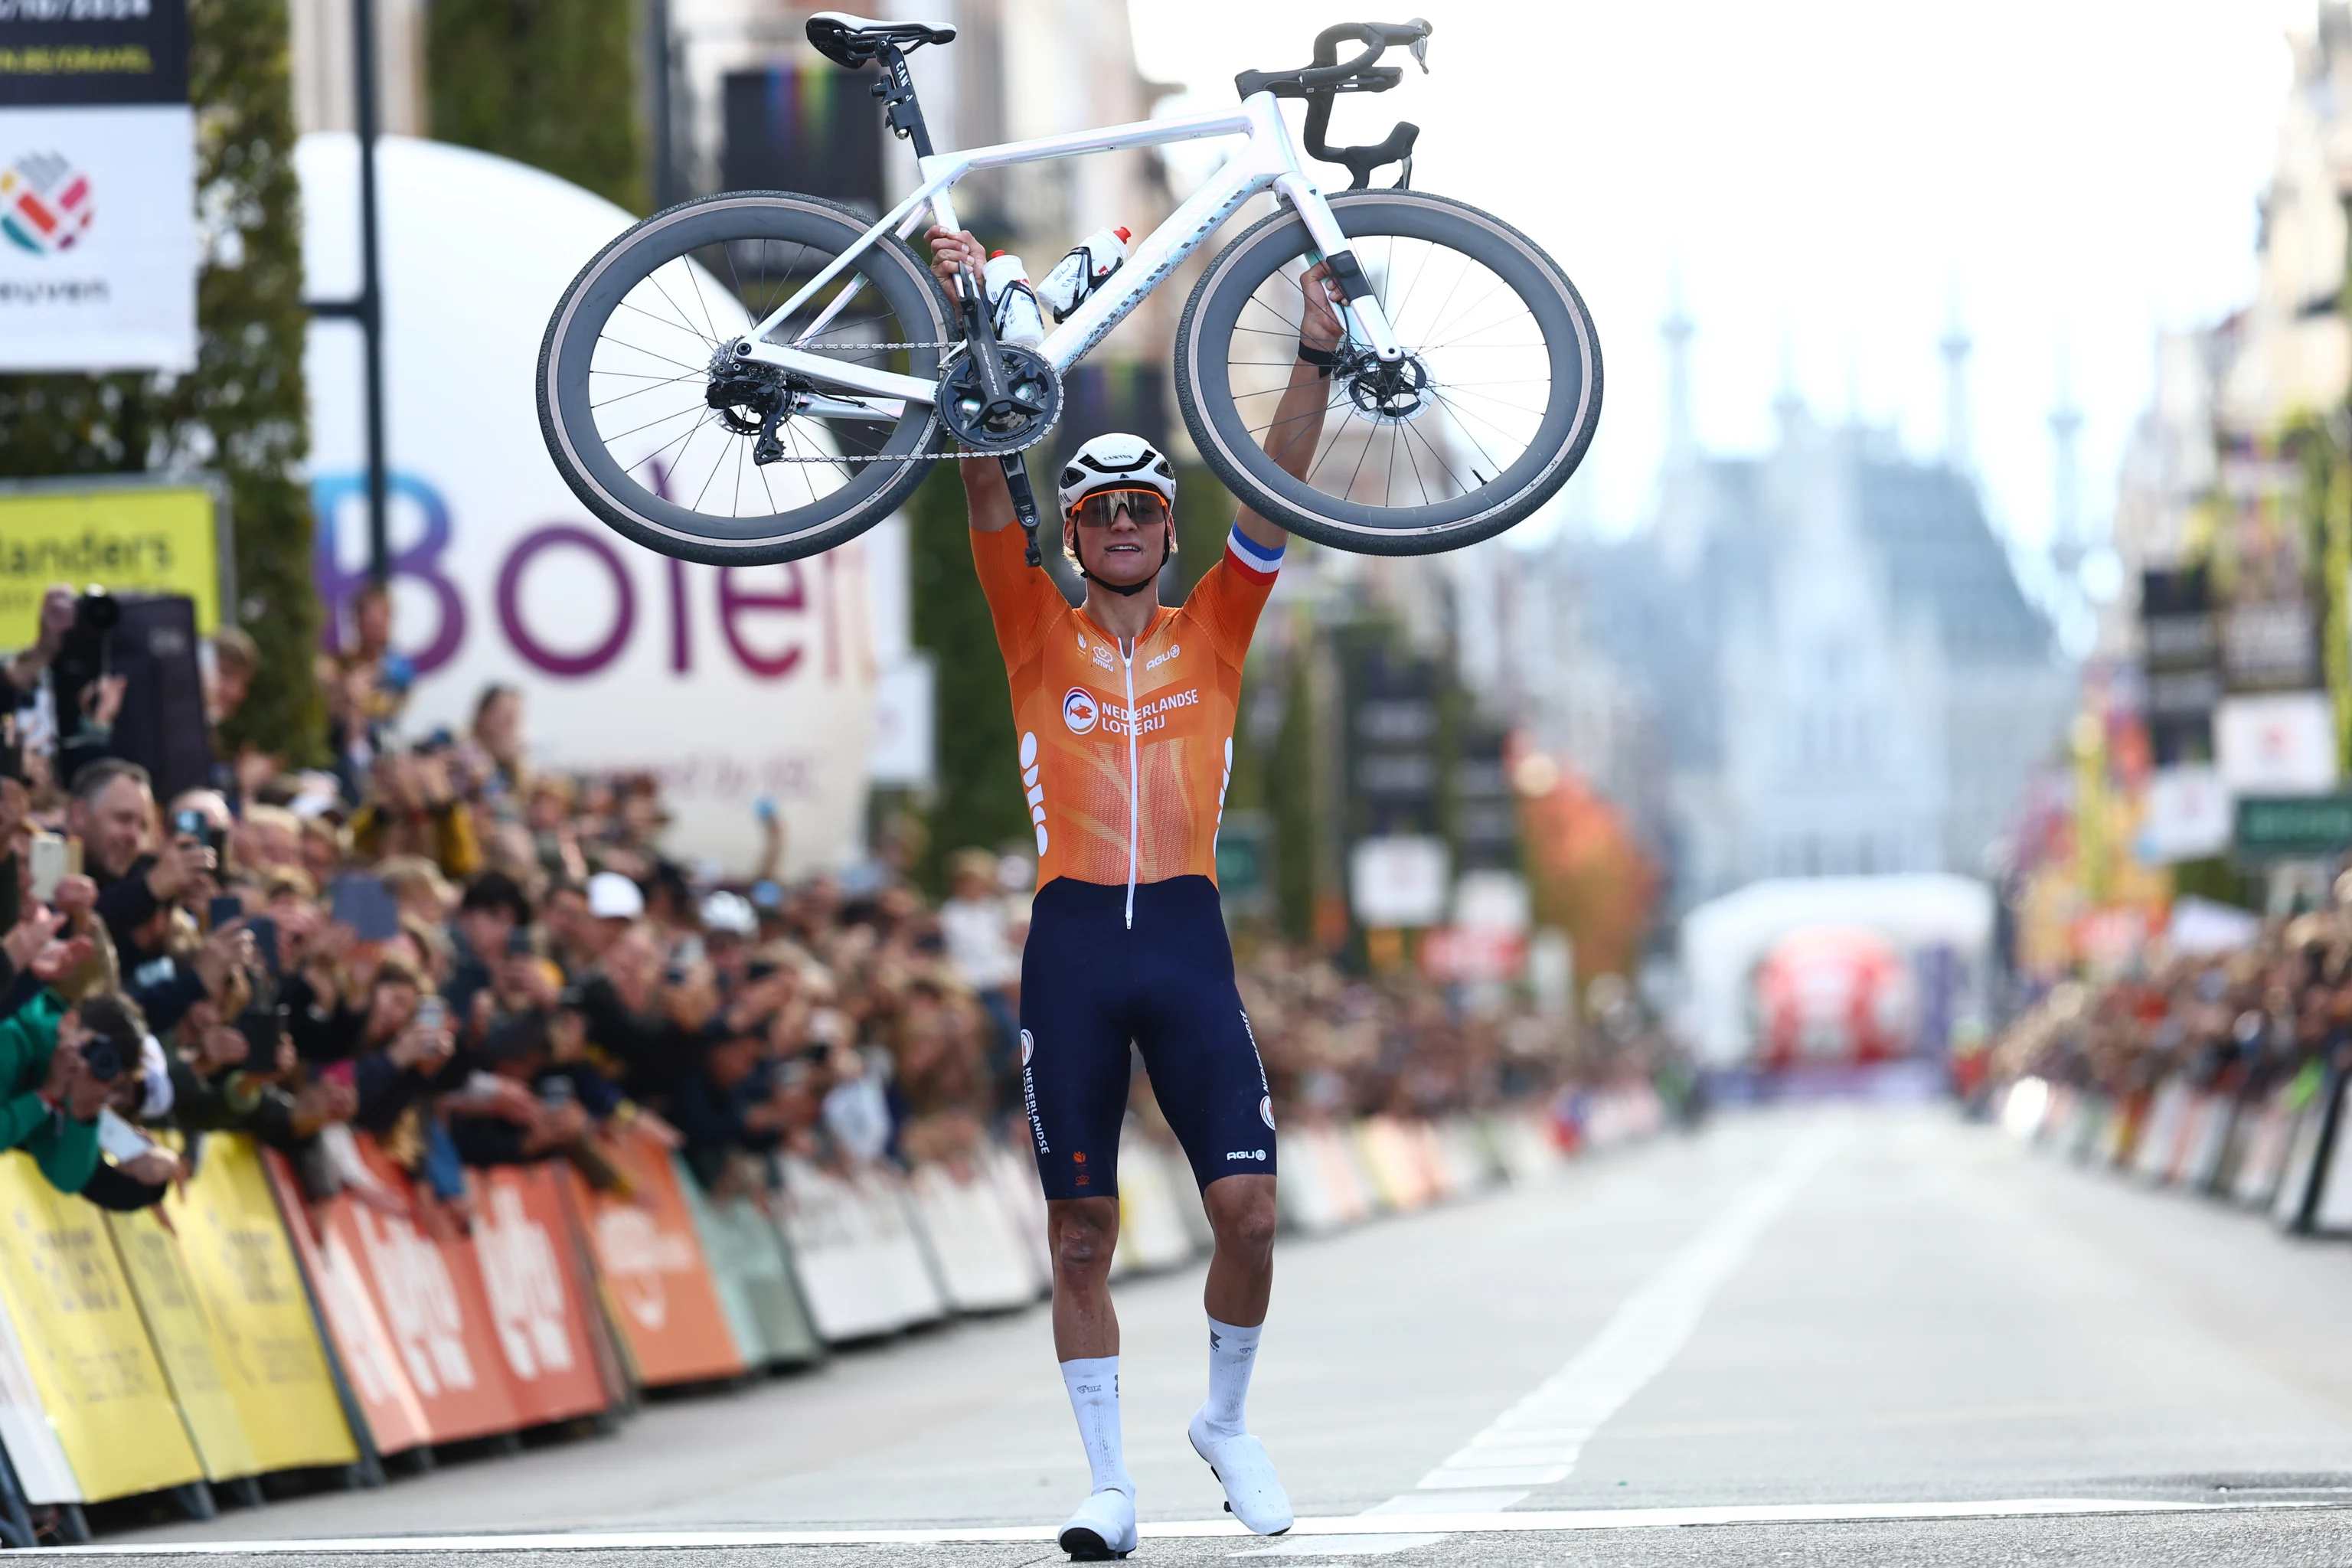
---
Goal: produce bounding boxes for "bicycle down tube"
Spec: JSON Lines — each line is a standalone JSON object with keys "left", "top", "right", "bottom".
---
{"left": 731, "top": 92, "right": 1407, "bottom": 402}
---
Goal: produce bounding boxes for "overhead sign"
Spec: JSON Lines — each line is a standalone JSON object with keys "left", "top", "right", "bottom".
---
{"left": 2233, "top": 794, "right": 2352, "bottom": 862}
{"left": 0, "top": 477, "right": 226, "bottom": 646}
{"left": 0, "top": 0, "right": 198, "bottom": 371}
{"left": 299, "top": 134, "right": 879, "bottom": 874}
{"left": 1350, "top": 834, "right": 1449, "bottom": 929}
{"left": 2139, "top": 763, "right": 2232, "bottom": 864}
{"left": 2216, "top": 691, "right": 2337, "bottom": 795}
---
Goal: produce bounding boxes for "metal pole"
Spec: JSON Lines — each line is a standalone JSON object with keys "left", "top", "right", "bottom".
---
{"left": 352, "top": 0, "right": 388, "bottom": 583}
{"left": 648, "top": 0, "right": 675, "bottom": 207}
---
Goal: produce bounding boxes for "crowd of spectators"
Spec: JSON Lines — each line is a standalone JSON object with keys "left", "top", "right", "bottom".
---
{"left": 1987, "top": 890, "right": 2352, "bottom": 1117}
{"left": 0, "top": 583, "right": 1599, "bottom": 1228}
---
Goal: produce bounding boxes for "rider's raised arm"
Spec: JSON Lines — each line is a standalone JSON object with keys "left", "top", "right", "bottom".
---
{"left": 929, "top": 227, "right": 1024, "bottom": 538}
{"left": 1233, "top": 261, "right": 1345, "bottom": 554}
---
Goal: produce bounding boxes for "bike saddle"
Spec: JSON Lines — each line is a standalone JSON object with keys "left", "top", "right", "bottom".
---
{"left": 805, "top": 11, "right": 957, "bottom": 67}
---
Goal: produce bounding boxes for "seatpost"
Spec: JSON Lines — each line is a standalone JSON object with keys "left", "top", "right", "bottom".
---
{"left": 872, "top": 42, "right": 1015, "bottom": 417}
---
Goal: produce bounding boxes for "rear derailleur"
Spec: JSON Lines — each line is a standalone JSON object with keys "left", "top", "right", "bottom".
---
{"left": 706, "top": 355, "right": 802, "bottom": 465}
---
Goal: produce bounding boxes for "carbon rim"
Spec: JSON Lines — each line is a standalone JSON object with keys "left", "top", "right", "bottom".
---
{"left": 542, "top": 194, "right": 948, "bottom": 559}
{"left": 1180, "top": 192, "right": 1599, "bottom": 550}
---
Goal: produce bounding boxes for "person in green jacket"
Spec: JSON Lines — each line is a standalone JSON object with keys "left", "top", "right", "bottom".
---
{"left": 0, "top": 988, "right": 145, "bottom": 1195}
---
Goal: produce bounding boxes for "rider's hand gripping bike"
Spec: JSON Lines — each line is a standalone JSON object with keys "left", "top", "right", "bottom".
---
{"left": 537, "top": 13, "right": 1602, "bottom": 566}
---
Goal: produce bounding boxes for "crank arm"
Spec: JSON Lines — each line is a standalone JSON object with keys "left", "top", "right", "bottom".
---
{"left": 733, "top": 341, "right": 936, "bottom": 405}
{"left": 1001, "top": 454, "right": 1047, "bottom": 567}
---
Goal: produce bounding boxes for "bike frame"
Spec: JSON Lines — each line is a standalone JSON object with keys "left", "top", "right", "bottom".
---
{"left": 728, "top": 90, "right": 1403, "bottom": 410}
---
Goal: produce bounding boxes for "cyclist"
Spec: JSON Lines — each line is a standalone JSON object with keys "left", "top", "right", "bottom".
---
{"left": 929, "top": 225, "right": 1342, "bottom": 1560}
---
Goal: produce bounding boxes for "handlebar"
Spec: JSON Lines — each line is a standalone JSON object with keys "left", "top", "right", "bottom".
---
{"left": 1233, "top": 18, "right": 1429, "bottom": 103}
{"left": 1235, "top": 19, "right": 1431, "bottom": 191}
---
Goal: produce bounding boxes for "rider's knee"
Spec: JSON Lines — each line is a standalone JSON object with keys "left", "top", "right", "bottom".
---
{"left": 1210, "top": 1186, "right": 1278, "bottom": 1259}
{"left": 1050, "top": 1204, "right": 1119, "bottom": 1275}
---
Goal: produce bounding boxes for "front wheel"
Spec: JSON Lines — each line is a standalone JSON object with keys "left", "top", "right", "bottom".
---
{"left": 537, "top": 191, "right": 953, "bottom": 566}
{"left": 1174, "top": 191, "right": 1602, "bottom": 555}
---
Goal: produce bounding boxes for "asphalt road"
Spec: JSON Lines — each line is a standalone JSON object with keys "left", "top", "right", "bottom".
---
{"left": 44, "top": 1104, "right": 2352, "bottom": 1564}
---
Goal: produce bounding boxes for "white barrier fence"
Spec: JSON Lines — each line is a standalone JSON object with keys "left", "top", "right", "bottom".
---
{"left": 724, "top": 1096, "right": 1668, "bottom": 1358}
{"left": 1994, "top": 1071, "right": 2352, "bottom": 1238}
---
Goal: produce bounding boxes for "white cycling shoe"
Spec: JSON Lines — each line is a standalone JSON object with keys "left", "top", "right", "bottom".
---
{"left": 1188, "top": 1409, "right": 1295, "bottom": 1535}
{"left": 1058, "top": 1487, "right": 1138, "bottom": 1561}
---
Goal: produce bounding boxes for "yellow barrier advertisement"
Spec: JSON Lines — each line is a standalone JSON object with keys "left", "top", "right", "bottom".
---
{"left": 108, "top": 1210, "right": 260, "bottom": 1482}
{"left": 0, "top": 480, "right": 224, "bottom": 646}
{"left": 161, "top": 1138, "right": 357, "bottom": 1473}
{"left": 0, "top": 1152, "right": 203, "bottom": 1501}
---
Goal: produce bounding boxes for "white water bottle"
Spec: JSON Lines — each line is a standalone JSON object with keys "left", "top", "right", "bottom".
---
{"left": 1036, "top": 225, "right": 1132, "bottom": 322}
{"left": 983, "top": 252, "right": 1045, "bottom": 348}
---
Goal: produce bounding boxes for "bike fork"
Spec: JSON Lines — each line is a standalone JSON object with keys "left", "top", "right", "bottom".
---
{"left": 1274, "top": 172, "right": 1406, "bottom": 362}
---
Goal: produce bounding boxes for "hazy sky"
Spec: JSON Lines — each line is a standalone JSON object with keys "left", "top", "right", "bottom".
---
{"left": 1131, "top": 1, "right": 2309, "bottom": 569}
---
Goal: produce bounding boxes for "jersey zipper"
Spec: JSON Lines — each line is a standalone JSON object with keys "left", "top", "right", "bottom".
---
{"left": 1122, "top": 636, "right": 1138, "bottom": 929}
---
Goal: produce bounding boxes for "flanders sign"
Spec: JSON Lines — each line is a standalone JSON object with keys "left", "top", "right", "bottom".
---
{"left": 0, "top": 0, "right": 198, "bottom": 371}
{"left": 0, "top": 478, "right": 225, "bottom": 645}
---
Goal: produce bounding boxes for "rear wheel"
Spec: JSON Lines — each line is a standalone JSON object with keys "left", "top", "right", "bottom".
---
{"left": 537, "top": 191, "right": 953, "bottom": 566}
{"left": 1174, "top": 191, "right": 1602, "bottom": 554}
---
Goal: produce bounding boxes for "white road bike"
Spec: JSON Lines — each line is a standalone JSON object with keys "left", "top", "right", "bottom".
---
{"left": 537, "top": 13, "right": 1602, "bottom": 566}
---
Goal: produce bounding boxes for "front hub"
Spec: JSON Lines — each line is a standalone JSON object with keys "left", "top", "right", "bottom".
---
{"left": 1342, "top": 351, "right": 1434, "bottom": 423}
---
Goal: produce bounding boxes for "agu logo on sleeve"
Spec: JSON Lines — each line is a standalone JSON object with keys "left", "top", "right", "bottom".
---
{"left": 1062, "top": 687, "right": 1099, "bottom": 734}
{"left": 1, "top": 152, "right": 94, "bottom": 256}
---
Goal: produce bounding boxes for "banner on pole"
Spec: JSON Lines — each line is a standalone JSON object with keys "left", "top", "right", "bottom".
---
{"left": 0, "top": 0, "right": 198, "bottom": 371}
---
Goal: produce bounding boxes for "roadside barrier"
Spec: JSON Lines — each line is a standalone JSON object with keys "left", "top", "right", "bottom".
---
{"left": 1995, "top": 1070, "right": 2352, "bottom": 1245}
{"left": 0, "top": 1096, "right": 1670, "bottom": 1538}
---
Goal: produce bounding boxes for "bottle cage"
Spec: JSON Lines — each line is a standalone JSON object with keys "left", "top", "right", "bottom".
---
{"left": 1234, "top": 19, "right": 1431, "bottom": 191}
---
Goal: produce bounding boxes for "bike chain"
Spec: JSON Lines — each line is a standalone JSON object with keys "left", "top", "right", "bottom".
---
{"left": 750, "top": 340, "right": 1057, "bottom": 465}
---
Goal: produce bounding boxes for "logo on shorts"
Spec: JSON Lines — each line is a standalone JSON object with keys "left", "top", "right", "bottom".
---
{"left": 1225, "top": 1148, "right": 1267, "bottom": 1161}
{"left": 1063, "top": 687, "right": 1099, "bottom": 733}
{"left": 1020, "top": 1029, "right": 1034, "bottom": 1067}
{"left": 1259, "top": 1096, "right": 1276, "bottom": 1131}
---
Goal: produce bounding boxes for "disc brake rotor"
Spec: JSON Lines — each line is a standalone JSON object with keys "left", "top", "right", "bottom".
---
{"left": 1341, "top": 351, "right": 1435, "bottom": 423}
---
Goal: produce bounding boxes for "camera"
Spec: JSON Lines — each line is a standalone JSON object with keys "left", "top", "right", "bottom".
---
{"left": 51, "top": 586, "right": 119, "bottom": 694}
{"left": 81, "top": 1033, "right": 126, "bottom": 1083}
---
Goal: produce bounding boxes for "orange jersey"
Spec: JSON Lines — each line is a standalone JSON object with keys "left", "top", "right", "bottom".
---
{"left": 973, "top": 521, "right": 1281, "bottom": 897}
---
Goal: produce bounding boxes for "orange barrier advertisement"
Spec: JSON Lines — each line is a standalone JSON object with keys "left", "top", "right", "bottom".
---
{"left": 469, "top": 1163, "right": 608, "bottom": 1426}
{"left": 261, "top": 1146, "right": 433, "bottom": 1457}
{"left": 155, "top": 1137, "right": 358, "bottom": 1475}
{"left": 565, "top": 1132, "right": 745, "bottom": 1387}
{"left": 0, "top": 1152, "right": 204, "bottom": 1501}
{"left": 326, "top": 1138, "right": 521, "bottom": 1445}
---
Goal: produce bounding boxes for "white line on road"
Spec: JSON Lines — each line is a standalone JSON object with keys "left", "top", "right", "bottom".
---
{"left": 31, "top": 1498, "right": 2316, "bottom": 1555}
{"left": 1413, "top": 1126, "right": 1847, "bottom": 1491}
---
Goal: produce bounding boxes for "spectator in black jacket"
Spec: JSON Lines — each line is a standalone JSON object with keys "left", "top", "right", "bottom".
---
{"left": 64, "top": 760, "right": 215, "bottom": 965}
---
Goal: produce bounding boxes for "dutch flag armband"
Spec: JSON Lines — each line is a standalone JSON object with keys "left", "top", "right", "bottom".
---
{"left": 1227, "top": 524, "right": 1285, "bottom": 580}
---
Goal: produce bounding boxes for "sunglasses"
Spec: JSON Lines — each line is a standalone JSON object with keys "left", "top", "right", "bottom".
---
{"left": 1070, "top": 488, "right": 1172, "bottom": 529}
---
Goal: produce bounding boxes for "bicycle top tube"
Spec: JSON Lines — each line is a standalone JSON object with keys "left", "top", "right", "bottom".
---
{"left": 744, "top": 98, "right": 1293, "bottom": 350}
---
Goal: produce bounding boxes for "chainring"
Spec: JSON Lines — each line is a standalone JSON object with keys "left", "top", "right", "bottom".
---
{"left": 935, "top": 343, "right": 1063, "bottom": 454}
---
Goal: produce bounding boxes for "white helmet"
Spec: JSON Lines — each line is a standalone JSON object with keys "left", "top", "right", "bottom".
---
{"left": 1056, "top": 432, "right": 1176, "bottom": 516}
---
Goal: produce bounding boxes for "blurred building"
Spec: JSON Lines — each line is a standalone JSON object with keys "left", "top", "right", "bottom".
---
{"left": 1564, "top": 322, "right": 2070, "bottom": 917}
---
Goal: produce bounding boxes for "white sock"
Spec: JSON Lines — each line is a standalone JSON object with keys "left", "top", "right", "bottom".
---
{"left": 1200, "top": 1316, "right": 1263, "bottom": 1439}
{"left": 1061, "top": 1356, "right": 1132, "bottom": 1497}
